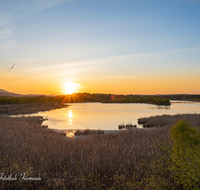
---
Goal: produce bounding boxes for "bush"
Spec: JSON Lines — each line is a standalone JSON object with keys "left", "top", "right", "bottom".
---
{"left": 149, "top": 120, "right": 200, "bottom": 189}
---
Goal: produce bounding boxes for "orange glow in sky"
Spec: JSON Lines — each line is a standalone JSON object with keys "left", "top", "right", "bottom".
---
{"left": 0, "top": 1, "right": 200, "bottom": 95}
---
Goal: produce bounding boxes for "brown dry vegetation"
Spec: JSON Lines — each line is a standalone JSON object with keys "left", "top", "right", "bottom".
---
{"left": 0, "top": 115, "right": 172, "bottom": 189}
{"left": 74, "top": 129, "right": 104, "bottom": 136}
{"left": 1, "top": 114, "right": 200, "bottom": 189}
{"left": 138, "top": 114, "right": 200, "bottom": 128}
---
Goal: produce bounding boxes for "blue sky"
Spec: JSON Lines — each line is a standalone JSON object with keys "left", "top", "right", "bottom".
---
{"left": 0, "top": 0, "right": 200, "bottom": 94}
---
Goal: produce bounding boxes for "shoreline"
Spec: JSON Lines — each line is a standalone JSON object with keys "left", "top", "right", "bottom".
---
{"left": 0, "top": 102, "right": 69, "bottom": 115}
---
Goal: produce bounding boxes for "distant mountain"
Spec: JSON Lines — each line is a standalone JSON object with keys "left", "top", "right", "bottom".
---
{"left": 0, "top": 89, "right": 57, "bottom": 97}
{"left": 0, "top": 89, "right": 9, "bottom": 93}
{"left": 24, "top": 94, "right": 56, "bottom": 97}
{"left": 0, "top": 89, "right": 23, "bottom": 97}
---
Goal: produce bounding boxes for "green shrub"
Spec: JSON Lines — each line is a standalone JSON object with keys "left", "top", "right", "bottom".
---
{"left": 149, "top": 120, "right": 200, "bottom": 189}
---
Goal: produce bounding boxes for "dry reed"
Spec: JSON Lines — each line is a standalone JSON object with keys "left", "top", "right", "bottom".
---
{"left": 138, "top": 114, "right": 200, "bottom": 129}
{"left": 0, "top": 115, "right": 179, "bottom": 189}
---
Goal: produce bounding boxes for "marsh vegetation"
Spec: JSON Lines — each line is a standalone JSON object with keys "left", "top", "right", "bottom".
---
{"left": 1, "top": 114, "right": 200, "bottom": 189}
{"left": 138, "top": 114, "right": 200, "bottom": 128}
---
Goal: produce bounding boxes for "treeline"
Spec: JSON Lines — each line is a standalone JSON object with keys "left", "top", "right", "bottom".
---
{"left": 50, "top": 93, "right": 171, "bottom": 105}
{"left": 155, "top": 94, "right": 200, "bottom": 101}
{"left": 0, "top": 96, "right": 57, "bottom": 104}
{"left": 0, "top": 93, "right": 171, "bottom": 105}
{"left": 0, "top": 94, "right": 99, "bottom": 105}
{"left": 2, "top": 93, "right": 200, "bottom": 105}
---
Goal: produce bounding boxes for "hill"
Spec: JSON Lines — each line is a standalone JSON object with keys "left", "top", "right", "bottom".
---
{"left": 0, "top": 89, "right": 23, "bottom": 97}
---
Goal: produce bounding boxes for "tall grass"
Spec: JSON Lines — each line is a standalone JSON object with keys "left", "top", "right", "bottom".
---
{"left": 0, "top": 115, "right": 172, "bottom": 189}
{"left": 138, "top": 114, "right": 200, "bottom": 129}
{"left": 1, "top": 114, "right": 199, "bottom": 189}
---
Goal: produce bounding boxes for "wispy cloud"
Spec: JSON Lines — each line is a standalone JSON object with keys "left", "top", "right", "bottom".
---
{"left": 13, "top": 0, "right": 71, "bottom": 20}
{"left": 82, "top": 54, "right": 158, "bottom": 65}
{"left": 0, "top": 0, "right": 71, "bottom": 24}
{"left": 0, "top": 0, "right": 71, "bottom": 50}
{"left": 106, "top": 75, "right": 139, "bottom": 78}
{"left": 162, "top": 47, "right": 200, "bottom": 54}
{"left": 12, "top": 60, "right": 93, "bottom": 81}
{"left": 29, "top": 62, "right": 91, "bottom": 72}
{"left": 0, "top": 11, "right": 18, "bottom": 50}
{"left": 105, "top": 54, "right": 157, "bottom": 60}
{"left": 0, "top": 25, "right": 15, "bottom": 39}
{"left": 0, "top": 12, "right": 11, "bottom": 27}
{"left": 0, "top": 40, "right": 19, "bottom": 50}
{"left": 0, "top": 25, "right": 19, "bottom": 50}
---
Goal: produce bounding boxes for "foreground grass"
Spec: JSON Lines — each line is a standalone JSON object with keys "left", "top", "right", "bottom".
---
{"left": 0, "top": 115, "right": 170, "bottom": 189}
{"left": 0, "top": 115, "right": 199, "bottom": 189}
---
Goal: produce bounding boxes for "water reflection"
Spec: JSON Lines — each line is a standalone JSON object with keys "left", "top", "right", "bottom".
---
{"left": 66, "top": 130, "right": 75, "bottom": 137}
{"left": 157, "top": 105, "right": 170, "bottom": 109}
{"left": 17, "top": 101, "right": 200, "bottom": 131}
{"left": 68, "top": 110, "right": 73, "bottom": 125}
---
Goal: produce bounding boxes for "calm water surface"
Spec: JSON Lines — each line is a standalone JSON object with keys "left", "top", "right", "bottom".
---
{"left": 24, "top": 101, "right": 200, "bottom": 131}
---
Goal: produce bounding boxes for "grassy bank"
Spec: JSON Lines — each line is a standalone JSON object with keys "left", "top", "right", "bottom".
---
{"left": 0, "top": 102, "right": 68, "bottom": 115}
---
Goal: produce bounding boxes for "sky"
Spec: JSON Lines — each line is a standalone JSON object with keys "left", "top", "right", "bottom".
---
{"left": 0, "top": 0, "right": 200, "bottom": 95}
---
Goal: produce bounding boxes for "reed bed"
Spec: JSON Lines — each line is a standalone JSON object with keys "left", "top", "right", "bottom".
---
{"left": 0, "top": 115, "right": 172, "bottom": 189}
{"left": 138, "top": 114, "right": 200, "bottom": 128}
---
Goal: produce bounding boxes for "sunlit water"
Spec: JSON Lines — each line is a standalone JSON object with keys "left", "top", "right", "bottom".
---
{"left": 17, "top": 101, "right": 200, "bottom": 131}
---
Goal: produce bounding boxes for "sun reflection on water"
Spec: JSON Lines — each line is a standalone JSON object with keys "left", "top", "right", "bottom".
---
{"left": 68, "top": 110, "right": 73, "bottom": 125}
{"left": 66, "top": 131, "right": 75, "bottom": 137}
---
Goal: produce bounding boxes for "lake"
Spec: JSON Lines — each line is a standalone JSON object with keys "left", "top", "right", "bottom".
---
{"left": 20, "top": 100, "right": 200, "bottom": 132}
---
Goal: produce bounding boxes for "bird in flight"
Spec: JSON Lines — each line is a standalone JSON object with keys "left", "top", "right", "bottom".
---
{"left": 8, "top": 63, "right": 15, "bottom": 72}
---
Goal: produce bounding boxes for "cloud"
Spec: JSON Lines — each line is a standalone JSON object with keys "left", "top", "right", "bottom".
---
{"left": 0, "top": 25, "right": 18, "bottom": 50}
{"left": 0, "top": 40, "right": 19, "bottom": 50}
{"left": 106, "top": 75, "right": 139, "bottom": 78}
{"left": 0, "top": 0, "right": 72, "bottom": 23}
{"left": 162, "top": 47, "right": 200, "bottom": 54}
{"left": 29, "top": 62, "right": 91, "bottom": 72}
{"left": 11, "top": 60, "right": 93, "bottom": 81}
{"left": 0, "top": 10, "right": 18, "bottom": 50}
{"left": 14, "top": 0, "right": 70, "bottom": 19}
{"left": 0, "top": 12, "right": 11, "bottom": 27}
{"left": 79, "top": 54, "right": 158, "bottom": 65}
{"left": 0, "top": 25, "right": 15, "bottom": 39}
{"left": 0, "top": 0, "right": 72, "bottom": 50}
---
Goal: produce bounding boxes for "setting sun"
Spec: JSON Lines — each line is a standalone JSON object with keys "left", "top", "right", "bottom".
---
{"left": 64, "top": 83, "right": 79, "bottom": 94}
